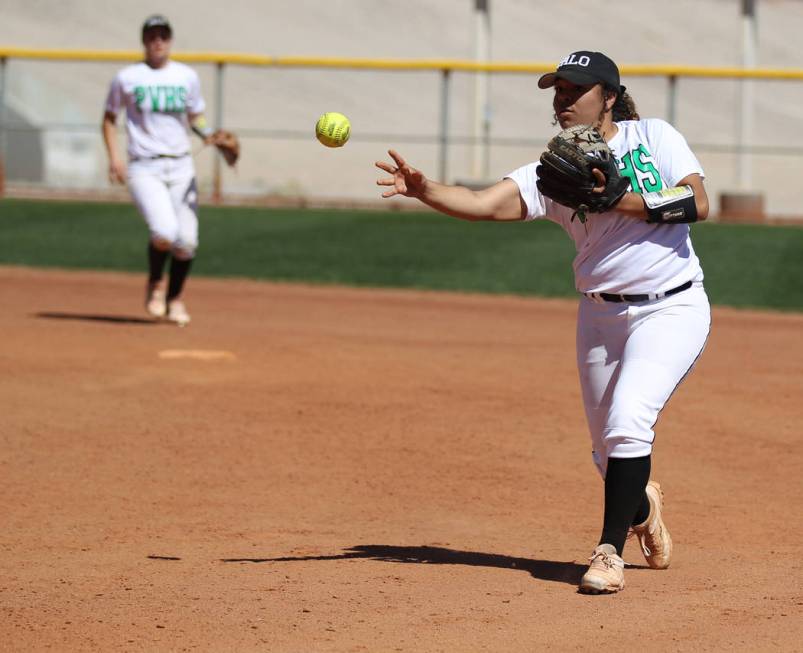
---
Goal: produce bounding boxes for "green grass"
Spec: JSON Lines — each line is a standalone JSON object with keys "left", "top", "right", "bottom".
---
{"left": 1, "top": 198, "right": 801, "bottom": 311}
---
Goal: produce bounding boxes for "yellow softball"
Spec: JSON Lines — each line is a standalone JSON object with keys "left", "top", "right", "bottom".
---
{"left": 315, "top": 112, "right": 351, "bottom": 148}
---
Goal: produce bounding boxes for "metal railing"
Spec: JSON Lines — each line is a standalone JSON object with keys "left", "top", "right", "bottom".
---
{"left": 2, "top": 48, "right": 803, "bottom": 201}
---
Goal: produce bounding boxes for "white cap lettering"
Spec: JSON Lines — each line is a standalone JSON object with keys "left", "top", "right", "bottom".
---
{"left": 559, "top": 52, "right": 591, "bottom": 68}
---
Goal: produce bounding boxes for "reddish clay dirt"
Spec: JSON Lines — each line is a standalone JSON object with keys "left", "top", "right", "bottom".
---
{"left": 1, "top": 266, "right": 801, "bottom": 652}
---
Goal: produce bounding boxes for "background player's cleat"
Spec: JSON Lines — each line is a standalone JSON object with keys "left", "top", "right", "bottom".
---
{"left": 579, "top": 544, "right": 625, "bottom": 594}
{"left": 145, "top": 286, "right": 167, "bottom": 318}
{"left": 166, "top": 300, "right": 191, "bottom": 327}
{"left": 631, "top": 480, "right": 672, "bottom": 569}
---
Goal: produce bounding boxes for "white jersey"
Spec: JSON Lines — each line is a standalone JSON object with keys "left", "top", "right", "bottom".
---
{"left": 506, "top": 118, "right": 705, "bottom": 295}
{"left": 105, "top": 61, "right": 205, "bottom": 161}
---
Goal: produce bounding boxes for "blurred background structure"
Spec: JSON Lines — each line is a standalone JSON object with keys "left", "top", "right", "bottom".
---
{"left": 2, "top": 0, "right": 803, "bottom": 221}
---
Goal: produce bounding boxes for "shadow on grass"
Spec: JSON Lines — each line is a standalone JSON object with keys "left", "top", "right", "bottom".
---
{"left": 221, "top": 544, "right": 587, "bottom": 587}
{"left": 35, "top": 311, "right": 157, "bottom": 325}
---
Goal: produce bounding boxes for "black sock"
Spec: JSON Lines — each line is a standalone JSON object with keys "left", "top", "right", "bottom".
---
{"left": 148, "top": 243, "right": 169, "bottom": 284}
{"left": 599, "top": 455, "right": 651, "bottom": 556}
{"left": 167, "top": 257, "right": 193, "bottom": 301}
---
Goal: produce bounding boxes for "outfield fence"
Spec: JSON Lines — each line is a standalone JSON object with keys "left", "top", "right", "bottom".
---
{"left": 2, "top": 48, "right": 803, "bottom": 216}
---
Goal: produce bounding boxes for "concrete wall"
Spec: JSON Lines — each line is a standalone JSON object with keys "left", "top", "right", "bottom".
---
{"left": 2, "top": 0, "right": 803, "bottom": 216}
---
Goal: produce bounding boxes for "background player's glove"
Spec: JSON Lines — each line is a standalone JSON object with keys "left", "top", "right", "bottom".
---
{"left": 212, "top": 129, "right": 240, "bottom": 167}
{"left": 536, "top": 125, "right": 630, "bottom": 222}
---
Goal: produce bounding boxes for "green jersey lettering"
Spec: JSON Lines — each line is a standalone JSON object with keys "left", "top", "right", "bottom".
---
{"left": 165, "top": 86, "right": 176, "bottom": 112}
{"left": 134, "top": 86, "right": 146, "bottom": 109}
{"left": 633, "top": 145, "right": 662, "bottom": 192}
{"left": 134, "top": 85, "right": 189, "bottom": 113}
{"left": 148, "top": 86, "right": 161, "bottom": 111}
{"left": 619, "top": 151, "right": 638, "bottom": 192}
{"left": 617, "top": 146, "right": 663, "bottom": 194}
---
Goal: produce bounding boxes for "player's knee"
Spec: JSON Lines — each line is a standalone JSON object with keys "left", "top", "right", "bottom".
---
{"left": 150, "top": 235, "right": 173, "bottom": 251}
{"left": 172, "top": 229, "right": 198, "bottom": 259}
{"left": 602, "top": 429, "right": 653, "bottom": 458}
{"left": 171, "top": 243, "right": 196, "bottom": 260}
{"left": 604, "top": 394, "right": 654, "bottom": 456}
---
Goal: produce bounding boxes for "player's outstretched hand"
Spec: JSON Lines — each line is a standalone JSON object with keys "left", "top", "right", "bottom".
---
{"left": 375, "top": 149, "right": 428, "bottom": 199}
{"left": 108, "top": 159, "right": 126, "bottom": 185}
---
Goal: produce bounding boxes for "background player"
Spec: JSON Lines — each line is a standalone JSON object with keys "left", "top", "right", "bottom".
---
{"left": 102, "top": 15, "right": 217, "bottom": 326}
{"left": 375, "top": 50, "right": 711, "bottom": 594}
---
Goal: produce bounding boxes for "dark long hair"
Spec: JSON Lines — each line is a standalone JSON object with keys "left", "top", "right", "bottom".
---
{"left": 606, "top": 84, "right": 640, "bottom": 122}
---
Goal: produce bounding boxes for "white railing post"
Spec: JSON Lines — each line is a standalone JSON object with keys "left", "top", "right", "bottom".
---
{"left": 213, "top": 61, "right": 225, "bottom": 204}
{"left": 472, "top": 0, "right": 491, "bottom": 180}
{"left": 666, "top": 74, "right": 677, "bottom": 126}
{"left": 738, "top": 0, "right": 757, "bottom": 189}
{"left": 439, "top": 68, "right": 451, "bottom": 184}
{"left": 0, "top": 57, "right": 7, "bottom": 197}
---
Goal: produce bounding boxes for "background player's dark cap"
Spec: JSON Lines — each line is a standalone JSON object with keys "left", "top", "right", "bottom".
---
{"left": 538, "top": 51, "right": 625, "bottom": 95}
{"left": 142, "top": 15, "right": 173, "bottom": 38}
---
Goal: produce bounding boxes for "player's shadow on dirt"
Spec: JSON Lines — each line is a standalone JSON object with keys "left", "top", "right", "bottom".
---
{"left": 221, "top": 544, "right": 586, "bottom": 586}
{"left": 36, "top": 311, "right": 157, "bottom": 325}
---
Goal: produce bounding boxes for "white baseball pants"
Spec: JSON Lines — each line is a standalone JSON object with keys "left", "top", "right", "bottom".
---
{"left": 127, "top": 155, "right": 199, "bottom": 259}
{"left": 576, "top": 283, "right": 711, "bottom": 478}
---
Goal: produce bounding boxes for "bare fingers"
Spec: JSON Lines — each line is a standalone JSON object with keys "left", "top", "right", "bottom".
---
{"left": 376, "top": 176, "right": 407, "bottom": 197}
{"left": 375, "top": 161, "right": 399, "bottom": 190}
{"left": 387, "top": 149, "right": 406, "bottom": 169}
{"left": 377, "top": 176, "right": 403, "bottom": 198}
{"left": 375, "top": 156, "right": 406, "bottom": 197}
{"left": 591, "top": 168, "right": 607, "bottom": 193}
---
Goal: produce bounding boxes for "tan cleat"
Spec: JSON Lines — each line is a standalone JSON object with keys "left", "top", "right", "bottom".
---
{"left": 166, "top": 300, "right": 191, "bottom": 327}
{"left": 631, "top": 480, "right": 672, "bottom": 569}
{"left": 579, "top": 543, "right": 625, "bottom": 594}
{"left": 145, "top": 285, "right": 167, "bottom": 318}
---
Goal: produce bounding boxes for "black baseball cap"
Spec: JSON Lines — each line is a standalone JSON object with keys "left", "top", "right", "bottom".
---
{"left": 142, "top": 15, "right": 172, "bottom": 37}
{"left": 538, "top": 51, "right": 625, "bottom": 95}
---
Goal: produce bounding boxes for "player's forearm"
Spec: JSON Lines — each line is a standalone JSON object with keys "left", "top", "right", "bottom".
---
{"left": 616, "top": 189, "right": 709, "bottom": 223}
{"left": 613, "top": 192, "right": 650, "bottom": 220}
{"left": 418, "top": 180, "right": 523, "bottom": 222}
{"left": 101, "top": 117, "right": 121, "bottom": 163}
{"left": 189, "top": 114, "right": 214, "bottom": 142}
{"left": 616, "top": 172, "right": 709, "bottom": 224}
{"left": 416, "top": 182, "right": 486, "bottom": 221}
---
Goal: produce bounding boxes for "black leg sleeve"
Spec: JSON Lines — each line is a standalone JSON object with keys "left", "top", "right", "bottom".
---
{"left": 148, "top": 243, "right": 170, "bottom": 284}
{"left": 167, "top": 257, "right": 193, "bottom": 301}
{"left": 599, "top": 455, "right": 651, "bottom": 556}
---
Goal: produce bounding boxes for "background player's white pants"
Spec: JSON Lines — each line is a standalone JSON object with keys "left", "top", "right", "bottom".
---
{"left": 127, "top": 156, "right": 198, "bottom": 259}
{"left": 576, "top": 283, "right": 711, "bottom": 478}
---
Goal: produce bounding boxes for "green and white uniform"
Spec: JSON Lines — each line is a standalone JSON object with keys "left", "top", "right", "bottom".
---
{"left": 105, "top": 61, "right": 205, "bottom": 258}
{"left": 506, "top": 118, "right": 711, "bottom": 476}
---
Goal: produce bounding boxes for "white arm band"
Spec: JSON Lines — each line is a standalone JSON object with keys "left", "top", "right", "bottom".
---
{"left": 642, "top": 185, "right": 698, "bottom": 224}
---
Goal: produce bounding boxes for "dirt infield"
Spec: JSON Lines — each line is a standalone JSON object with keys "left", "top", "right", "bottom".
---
{"left": 2, "top": 266, "right": 801, "bottom": 652}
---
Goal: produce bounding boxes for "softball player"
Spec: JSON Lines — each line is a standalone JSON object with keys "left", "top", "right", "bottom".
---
{"left": 376, "top": 51, "right": 711, "bottom": 594}
{"left": 102, "top": 15, "right": 215, "bottom": 326}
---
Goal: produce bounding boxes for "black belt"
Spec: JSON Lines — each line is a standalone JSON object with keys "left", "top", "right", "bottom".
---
{"left": 131, "top": 153, "right": 190, "bottom": 162}
{"left": 584, "top": 280, "right": 693, "bottom": 304}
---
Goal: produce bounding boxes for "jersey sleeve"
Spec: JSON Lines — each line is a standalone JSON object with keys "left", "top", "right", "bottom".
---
{"left": 504, "top": 162, "right": 548, "bottom": 221}
{"left": 185, "top": 68, "right": 206, "bottom": 115}
{"left": 104, "top": 73, "right": 124, "bottom": 115}
{"left": 649, "top": 119, "right": 704, "bottom": 186}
